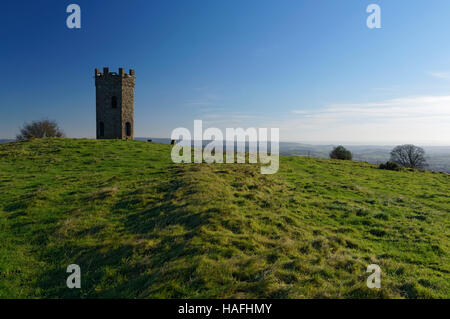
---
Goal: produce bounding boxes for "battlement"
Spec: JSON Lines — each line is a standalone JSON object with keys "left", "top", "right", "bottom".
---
{"left": 95, "top": 67, "right": 135, "bottom": 140}
{"left": 95, "top": 67, "right": 135, "bottom": 79}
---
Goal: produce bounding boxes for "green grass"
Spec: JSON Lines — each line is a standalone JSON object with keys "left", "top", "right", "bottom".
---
{"left": 0, "top": 138, "right": 448, "bottom": 298}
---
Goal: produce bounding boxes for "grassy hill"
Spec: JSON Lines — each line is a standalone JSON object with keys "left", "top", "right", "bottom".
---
{"left": 0, "top": 138, "right": 448, "bottom": 298}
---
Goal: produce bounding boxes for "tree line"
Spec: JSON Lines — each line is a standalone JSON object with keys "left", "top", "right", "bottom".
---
{"left": 330, "top": 145, "right": 427, "bottom": 169}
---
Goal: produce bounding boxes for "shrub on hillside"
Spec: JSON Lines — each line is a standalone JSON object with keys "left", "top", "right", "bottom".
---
{"left": 329, "top": 146, "right": 352, "bottom": 160}
{"left": 379, "top": 161, "right": 401, "bottom": 171}
{"left": 16, "top": 119, "right": 64, "bottom": 141}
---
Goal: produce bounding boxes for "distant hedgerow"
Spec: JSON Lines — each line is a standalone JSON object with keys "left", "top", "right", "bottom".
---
{"left": 379, "top": 161, "right": 401, "bottom": 171}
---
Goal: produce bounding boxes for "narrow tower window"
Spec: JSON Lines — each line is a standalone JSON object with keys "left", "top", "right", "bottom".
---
{"left": 126, "top": 122, "right": 131, "bottom": 137}
{"left": 111, "top": 96, "right": 117, "bottom": 108}
{"left": 99, "top": 122, "right": 104, "bottom": 137}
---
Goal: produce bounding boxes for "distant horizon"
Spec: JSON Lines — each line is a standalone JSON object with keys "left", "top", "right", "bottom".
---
{"left": 2, "top": 136, "right": 450, "bottom": 147}
{"left": 138, "top": 137, "right": 450, "bottom": 147}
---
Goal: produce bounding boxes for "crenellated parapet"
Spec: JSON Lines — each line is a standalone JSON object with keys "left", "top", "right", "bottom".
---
{"left": 95, "top": 67, "right": 135, "bottom": 79}
{"left": 95, "top": 67, "right": 135, "bottom": 140}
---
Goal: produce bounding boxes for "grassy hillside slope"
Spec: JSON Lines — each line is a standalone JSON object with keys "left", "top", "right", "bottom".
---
{"left": 0, "top": 138, "right": 448, "bottom": 298}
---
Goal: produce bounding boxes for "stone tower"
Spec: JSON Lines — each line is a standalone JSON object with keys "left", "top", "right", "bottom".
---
{"left": 95, "top": 67, "right": 135, "bottom": 139}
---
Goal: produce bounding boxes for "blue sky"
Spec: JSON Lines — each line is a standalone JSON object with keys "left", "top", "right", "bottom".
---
{"left": 1, "top": 0, "right": 450, "bottom": 144}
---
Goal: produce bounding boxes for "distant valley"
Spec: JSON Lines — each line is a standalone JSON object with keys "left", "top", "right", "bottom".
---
{"left": 137, "top": 138, "right": 450, "bottom": 173}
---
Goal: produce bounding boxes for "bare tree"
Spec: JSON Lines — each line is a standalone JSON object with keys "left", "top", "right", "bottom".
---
{"left": 16, "top": 119, "right": 65, "bottom": 141}
{"left": 390, "top": 144, "right": 427, "bottom": 169}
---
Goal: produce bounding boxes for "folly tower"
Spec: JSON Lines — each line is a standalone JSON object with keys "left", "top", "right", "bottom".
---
{"left": 95, "top": 67, "right": 135, "bottom": 139}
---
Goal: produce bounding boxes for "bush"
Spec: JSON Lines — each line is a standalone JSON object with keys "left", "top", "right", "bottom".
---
{"left": 329, "top": 146, "right": 352, "bottom": 160}
{"left": 379, "top": 161, "right": 401, "bottom": 171}
{"left": 16, "top": 119, "right": 64, "bottom": 141}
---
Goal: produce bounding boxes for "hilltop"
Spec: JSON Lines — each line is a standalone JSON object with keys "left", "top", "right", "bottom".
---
{"left": 0, "top": 138, "right": 448, "bottom": 298}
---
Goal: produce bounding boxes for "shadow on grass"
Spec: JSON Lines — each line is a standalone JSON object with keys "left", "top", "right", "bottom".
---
{"left": 33, "top": 166, "right": 213, "bottom": 298}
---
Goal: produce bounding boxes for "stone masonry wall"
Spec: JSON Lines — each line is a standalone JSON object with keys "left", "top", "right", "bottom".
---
{"left": 95, "top": 68, "right": 135, "bottom": 139}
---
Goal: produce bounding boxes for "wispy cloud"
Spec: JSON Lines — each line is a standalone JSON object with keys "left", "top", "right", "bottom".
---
{"left": 429, "top": 72, "right": 450, "bottom": 80}
{"left": 187, "top": 95, "right": 450, "bottom": 144}
{"left": 371, "top": 86, "right": 400, "bottom": 92}
{"left": 184, "top": 87, "right": 221, "bottom": 107}
{"left": 292, "top": 96, "right": 450, "bottom": 121}
{"left": 287, "top": 95, "right": 450, "bottom": 144}
{"left": 200, "top": 112, "right": 275, "bottom": 128}
{"left": 184, "top": 101, "right": 215, "bottom": 106}
{"left": 184, "top": 94, "right": 219, "bottom": 107}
